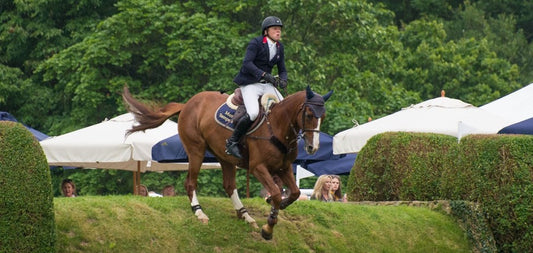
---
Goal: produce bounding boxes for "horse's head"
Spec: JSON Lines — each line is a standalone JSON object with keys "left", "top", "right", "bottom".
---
{"left": 299, "top": 86, "right": 333, "bottom": 155}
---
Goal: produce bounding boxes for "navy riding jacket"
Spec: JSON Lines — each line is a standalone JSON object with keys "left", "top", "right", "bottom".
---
{"left": 233, "top": 36, "right": 288, "bottom": 86}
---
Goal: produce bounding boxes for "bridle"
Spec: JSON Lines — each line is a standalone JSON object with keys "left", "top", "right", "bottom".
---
{"left": 249, "top": 97, "right": 325, "bottom": 155}
{"left": 247, "top": 85, "right": 331, "bottom": 156}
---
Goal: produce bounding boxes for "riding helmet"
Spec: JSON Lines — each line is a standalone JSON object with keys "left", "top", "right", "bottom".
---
{"left": 262, "top": 16, "right": 283, "bottom": 35}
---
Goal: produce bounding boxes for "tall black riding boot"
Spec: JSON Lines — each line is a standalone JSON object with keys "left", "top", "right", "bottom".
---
{"left": 225, "top": 114, "right": 253, "bottom": 159}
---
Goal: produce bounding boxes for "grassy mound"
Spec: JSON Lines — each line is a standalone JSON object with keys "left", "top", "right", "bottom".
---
{"left": 55, "top": 196, "right": 471, "bottom": 252}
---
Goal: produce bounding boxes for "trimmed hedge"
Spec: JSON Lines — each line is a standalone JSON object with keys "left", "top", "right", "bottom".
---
{"left": 347, "top": 132, "right": 533, "bottom": 252}
{"left": 347, "top": 132, "right": 457, "bottom": 201}
{"left": 0, "top": 121, "right": 55, "bottom": 252}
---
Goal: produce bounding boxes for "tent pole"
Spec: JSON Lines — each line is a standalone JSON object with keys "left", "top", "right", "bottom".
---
{"left": 133, "top": 171, "right": 138, "bottom": 195}
{"left": 136, "top": 161, "right": 141, "bottom": 195}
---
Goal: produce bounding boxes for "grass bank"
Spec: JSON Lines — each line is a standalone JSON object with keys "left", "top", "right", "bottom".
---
{"left": 55, "top": 196, "right": 471, "bottom": 252}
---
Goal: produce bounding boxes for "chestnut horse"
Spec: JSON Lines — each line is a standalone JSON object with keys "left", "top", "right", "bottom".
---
{"left": 123, "top": 86, "right": 332, "bottom": 240}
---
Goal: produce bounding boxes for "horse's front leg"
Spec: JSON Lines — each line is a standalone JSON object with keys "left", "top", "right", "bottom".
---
{"left": 279, "top": 165, "right": 301, "bottom": 210}
{"left": 220, "top": 162, "right": 258, "bottom": 228}
{"left": 251, "top": 165, "right": 282, "bottom": 240}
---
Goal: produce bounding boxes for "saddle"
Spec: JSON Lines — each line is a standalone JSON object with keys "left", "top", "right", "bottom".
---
{"left": 214, "top": 88, "right": 279, "bottom": 133}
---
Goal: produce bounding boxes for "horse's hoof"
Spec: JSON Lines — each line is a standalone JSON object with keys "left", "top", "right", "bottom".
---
{"left": 261, "top": 228, "right": 273, "bottom": 240}
{"left": 199, "top": 218, "right": 209, "bottom": 224}
{"left": 261, "top": 224, "right": 273, "bottom": 240}
{"left": 250, "top": 222, "right": 259, "bottom": 229}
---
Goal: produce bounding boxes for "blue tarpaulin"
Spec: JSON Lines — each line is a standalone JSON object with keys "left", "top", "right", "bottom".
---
{"left": 152, "top": 132, "right": 355, "bottom": 175}
{"left": 498, "top": 117, "right": 533, "bottom": 135}
{"left": 152, "top": 134, "right": 218, "bottom": 163}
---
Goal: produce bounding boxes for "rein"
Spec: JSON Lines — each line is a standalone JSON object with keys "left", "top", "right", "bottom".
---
{"left": 249, "top": 107, "right": 300, "bottom": 155}
{"left": 249, "top": 99, "right": 322, "bottom": 155}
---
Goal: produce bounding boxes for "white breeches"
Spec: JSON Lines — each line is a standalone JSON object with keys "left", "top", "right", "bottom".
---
{"left": 240, "top": 82, "right": 283, "bottom": 121}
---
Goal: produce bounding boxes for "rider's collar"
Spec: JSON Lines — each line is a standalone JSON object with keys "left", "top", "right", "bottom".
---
{"left": 262, "top": 36, "right": 279, "bottom": 46}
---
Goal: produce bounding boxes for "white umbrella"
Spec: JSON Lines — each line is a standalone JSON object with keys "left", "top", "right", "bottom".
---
{"left": 40, "top": 113, "right": 220, "bottom": 172}
{"left": 333, "top": 95, "right": 512, "bottom": 154}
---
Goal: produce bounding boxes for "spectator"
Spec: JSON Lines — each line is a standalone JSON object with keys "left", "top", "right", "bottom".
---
{"left": 162, "top": 185, "right": 176, "bottom": 197}
{"left": 138, "top": 184, "right": 148, "bottom": 197}
{"left": 61, "top": 179, "right": 76, "bottom": 197}
{"left": 330, "top": 175, "right": 347, "bottom": 202}
{"left": 310, "top": 175, "right": 333, "bottom": 202}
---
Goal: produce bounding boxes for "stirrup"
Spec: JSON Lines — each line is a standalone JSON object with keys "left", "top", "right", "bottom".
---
{"left": 225, "top": 141, "right": 242, "bottom": 158}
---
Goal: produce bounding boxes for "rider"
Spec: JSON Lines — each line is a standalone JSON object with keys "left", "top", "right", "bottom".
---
{"left": 225, "top": 16, "right": 288, "bottom": 159}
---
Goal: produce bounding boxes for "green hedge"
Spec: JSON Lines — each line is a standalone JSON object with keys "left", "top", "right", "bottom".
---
{"left": 347, "top": 132, "right": 533, "bottom": 252}
{"left": 0, "top": 121, "right": 55, "bottom": 252}
{"left": 347, "top": 132, "right": 457, "bottom": 201}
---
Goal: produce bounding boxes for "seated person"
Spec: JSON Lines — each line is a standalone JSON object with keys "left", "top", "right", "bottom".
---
{"left": 162, "top": 185, "right": 176, "bottom": 197}
{"left": 310, "top": 175, "right": 333, "bottom": 202}
{"left": 138, "top": 184, "right": 148, "bottom": 197}
{"left": 61, "top": 179, "right": 76, "bottom": 197}
{"left": 330, "top": 175, "right": 347, "bottom": 202}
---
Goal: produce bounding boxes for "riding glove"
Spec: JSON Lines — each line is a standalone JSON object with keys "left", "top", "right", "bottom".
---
{"left": 262, "top": 73, "right": 277, "bottom": 85}
{"left": 279, "top": 79, "right": 287, "bottom": 89}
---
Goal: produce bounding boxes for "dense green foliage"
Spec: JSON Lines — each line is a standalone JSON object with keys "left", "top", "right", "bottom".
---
{"left": 1, "top": 0, "right": 530, "bottom": 136}
{"left": 348, "top": 132, "right": 457, "bottom": 201}
{"left": 54, "top": 196, "right": 472, "bottom": 252}
{"left": 348, "top": 132, "right": 533, "bottom": 251}
{"left": 448, "top": 135, "right": 533, "bottom": 252}
{"left": 0, "top": 122, "right": 55, "bottom": 252}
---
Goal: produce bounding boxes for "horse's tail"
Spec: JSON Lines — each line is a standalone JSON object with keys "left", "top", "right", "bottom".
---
{"left": 122, "top": 86, "right": 184, "bottom": 135}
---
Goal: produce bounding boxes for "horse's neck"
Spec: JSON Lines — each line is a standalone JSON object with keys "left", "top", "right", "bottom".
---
{"left": 269, "top": 92, "right": 305, "bottom": 137}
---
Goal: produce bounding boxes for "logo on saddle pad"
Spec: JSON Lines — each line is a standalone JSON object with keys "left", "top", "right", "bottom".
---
{"left": 215, "top": 91, "right": 279, "bottom": 133}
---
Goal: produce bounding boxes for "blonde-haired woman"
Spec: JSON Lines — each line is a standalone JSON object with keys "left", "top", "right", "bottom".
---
{"left": 310, "top": 175, "right": 333, "bottom": 202}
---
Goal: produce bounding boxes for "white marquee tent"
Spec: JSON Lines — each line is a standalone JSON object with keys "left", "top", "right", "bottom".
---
{"left": 481, "top": 82, "right": 533, "bottom": 125}
{"left": 333, "top": 95, "right": 511, "bottom": 154}
{"left": 40, "top": 113, "right": 220, "bottom": 172}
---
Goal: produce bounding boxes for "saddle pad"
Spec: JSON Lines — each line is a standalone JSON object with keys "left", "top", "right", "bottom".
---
{"left": 214, "top": 102, "right": 266, "bottom": 134}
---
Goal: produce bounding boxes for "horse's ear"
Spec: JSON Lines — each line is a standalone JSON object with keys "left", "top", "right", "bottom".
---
{"left": 323, "top": 90, "right": 333, "bottom": 102}
{"left": 306, "top": 85, "right": 314, "bottom": 99}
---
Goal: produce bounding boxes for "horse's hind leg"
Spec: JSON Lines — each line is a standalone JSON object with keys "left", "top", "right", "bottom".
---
{"left": 220, "top": 161, "right": 258, "bottom": 228}
{"left": 185, "top": 154, "right": 210, "bottom": 224}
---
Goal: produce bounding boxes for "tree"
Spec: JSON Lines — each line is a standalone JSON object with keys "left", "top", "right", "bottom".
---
{"left": 444, "top": 2, "right": 533, "bottom": 85}
{"left": 396, "top": 18, "right": 521, "bottom": 105}
{"left": 36, "top": 0, "right": 247, "bottom": 134}
{"left": 0, "top": 0, "right": 117, "bottom": 132}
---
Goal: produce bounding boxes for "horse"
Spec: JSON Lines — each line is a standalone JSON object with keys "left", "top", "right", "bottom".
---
{"left": 122, "top": 85, "right": 332, "bottom": 240}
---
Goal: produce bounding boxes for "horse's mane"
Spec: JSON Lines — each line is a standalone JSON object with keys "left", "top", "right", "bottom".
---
{"left": 271, "top": 91, "right": 305, "bottom": 111}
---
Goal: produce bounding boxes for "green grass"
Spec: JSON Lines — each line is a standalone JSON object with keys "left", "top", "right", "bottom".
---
{"left": 54, "top": 196, "right": 472, "bottom": 252}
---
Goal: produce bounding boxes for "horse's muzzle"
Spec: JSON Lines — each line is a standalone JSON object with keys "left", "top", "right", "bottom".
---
{"left": 305, "top": 145, "right": 318, "bottom": 155}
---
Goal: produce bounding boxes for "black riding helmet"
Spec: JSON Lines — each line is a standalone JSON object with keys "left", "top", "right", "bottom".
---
{"left": 262, "top": 16, "right": 283, "bottom": 35}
